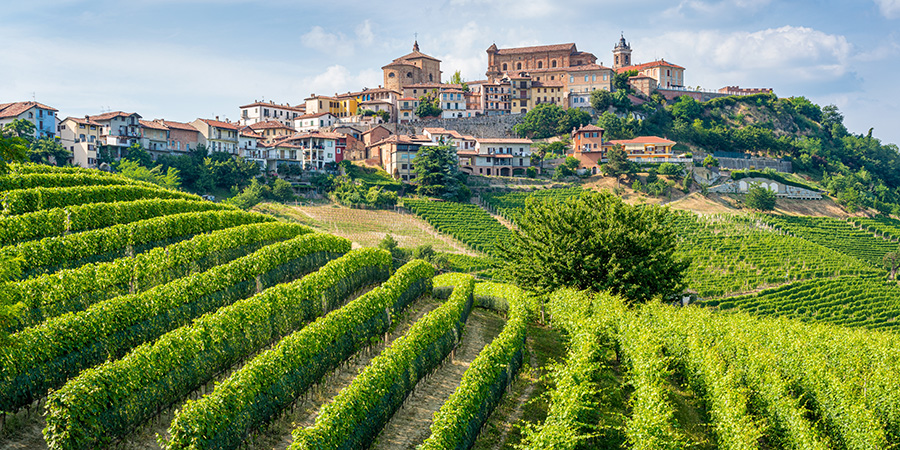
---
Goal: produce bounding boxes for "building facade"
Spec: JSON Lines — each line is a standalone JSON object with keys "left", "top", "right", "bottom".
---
{"left": 0, "top": 101, "right": 58, "bottom": 139}
{"left": 382, "top": 41, "right": 442, "bottom": 93}
{"left": 486, "top": 43, "right": 597, "bottom": 81}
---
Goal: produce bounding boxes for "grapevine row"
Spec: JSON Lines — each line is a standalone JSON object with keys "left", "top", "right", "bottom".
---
{"left": 421, "top": 280, "right": 530, "bottom": 450}
{"left": 166, "top": 259, "right": 434, "bottom": 450}
{"left": 2, "top": 222, "right": 311, "bottom": 332}
{"left": 0, "top": 233, "right": 350, "bottom": 413}
{"left": 1, "top": 209, "right": 272, "bottom": 279}
{"left": 403, "top": 198, "right": 512, "bottom": 256}
{"left": 290, "top": 275, "right": 475, "bottom": 449}
{"left": 44, "top": 248, "right": 393, "bottom": 450}
{"left": 0, "top": 172, "right": 151, "bottom": 191}
{"left": 1, "top": 184, "right": 200, "bottom": 215}
{"left": 0, "top": 198, "right": 230, "bottom": 247}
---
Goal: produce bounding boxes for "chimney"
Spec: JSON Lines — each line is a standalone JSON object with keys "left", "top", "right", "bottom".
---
{"left": 215, "top": 116, "right": 219, "bottom": 121}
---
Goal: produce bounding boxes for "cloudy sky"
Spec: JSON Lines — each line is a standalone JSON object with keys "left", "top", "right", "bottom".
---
{"left": 2, "top": 0, "right": 898, "bottom": 145}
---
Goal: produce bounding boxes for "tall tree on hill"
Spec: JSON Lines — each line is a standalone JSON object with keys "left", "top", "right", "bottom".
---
{"left": 412, "top": 145, "right": 470, "bottom": 201}
{"left": 883, "top": 245, "right": 900, "bottom": 280}
{"left": 601, "top": 145, "right": 633, "bottom": 187}
{"left": 0, "top": 129, "right": 29, "bottom": 174}
{"left": 499, "top": 190, "right": 688, "bottom": 304}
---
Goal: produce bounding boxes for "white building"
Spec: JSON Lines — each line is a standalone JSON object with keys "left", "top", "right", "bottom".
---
{"left": 458, "top": 137, "right": 532, "bottom": 177}
{"left": 440, "top": 88, "right": 466, "bottom": 119}
{"left": 239, "top": 101, "right": 305, "bottom": 127}
{"left": 293, "top": 112, "right": 338, "bottom": 132}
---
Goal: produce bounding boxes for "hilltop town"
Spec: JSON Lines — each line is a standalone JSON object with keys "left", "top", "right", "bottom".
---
{"left": 1, "top": 36, "right": 773, "bottom": 185}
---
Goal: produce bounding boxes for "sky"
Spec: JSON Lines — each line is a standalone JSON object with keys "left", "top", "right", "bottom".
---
{"left": 2, "top": 0, "right": 899, "bottom": 146}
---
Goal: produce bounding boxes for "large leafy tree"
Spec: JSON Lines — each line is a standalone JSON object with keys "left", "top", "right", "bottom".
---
{"left": 29, "top": 137, "right": 71, "bottom": 166}
{"left": 415, "top": 95, "right": 442, "bottom": 118}
{"left": 745, "top": 183, "right": 776, "bottom": 211}
{"left": 0, "top": 130, "right": 29, "bottom": 174}
{"left": 514, "top": 104, "right": 589, "bottom": 139}
{"left": 499, "top": 190, "right": 688, "bottom": 303}
{"left": 412, "top": 145, "right": 469, "bottom": 201}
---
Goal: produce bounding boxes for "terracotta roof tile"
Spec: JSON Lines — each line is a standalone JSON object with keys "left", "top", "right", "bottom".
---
{"left": 477, "top": 138, "right": 533, "bottom": 144}
{"left": 493, "top": 43, "right": 576, "bottom": 55}
{"left": 139, "top": 119, "right": 168, "bottom": 130}
{"left": 249, "top": 120, "right": 295, "bottom": 131}
{"left": 200, "top": 118, "right": 239, "bottom": 130}
{"left": 157, "top": 120, "right": 198, "bottom": 132}
{"left": 90, "top": 111, "right": 141, "bottom": 121}
{"left": 616, "top": 59, "right": 685, "bottom": 73}
{"left": 609, "top": 136, "right": 677, "bottom": 145}
{"left": 64, "top": 116, "right": 103, "bottom": 126}
{"left": 239, "top": 101, "right": 304, "bottom": 112}
{"left": 0, "top": 101, "right": 58, "bottom": 118}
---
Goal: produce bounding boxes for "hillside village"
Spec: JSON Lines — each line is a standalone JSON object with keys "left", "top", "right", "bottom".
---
{"left": 0, "top": 36, "right": 778, "bottom": 187}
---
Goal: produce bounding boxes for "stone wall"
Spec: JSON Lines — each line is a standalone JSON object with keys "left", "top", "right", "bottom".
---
{"left": 714, "top": 156, "right": 792, "bottom": 173}
{"left": 386, "top": 114, "right": 525, "bottom": 138}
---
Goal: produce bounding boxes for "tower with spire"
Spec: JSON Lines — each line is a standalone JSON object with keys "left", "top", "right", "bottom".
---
{"left": 613, "top": 33, "right": 632, "bottom": 69}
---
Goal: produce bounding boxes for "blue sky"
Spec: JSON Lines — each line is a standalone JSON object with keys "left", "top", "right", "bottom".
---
{"left": 2, "top": 0, "right": 899, "bottom": 145}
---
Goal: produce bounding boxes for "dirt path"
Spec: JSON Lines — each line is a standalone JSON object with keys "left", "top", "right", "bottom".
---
{"left": 244, "top": 295, "right": 443, "bottom": 450}
{"left": 0, "top": 405, "right": 47, "bottom": 450}
{"left": 370, "top": 308, "right": 505, "bottom": 450}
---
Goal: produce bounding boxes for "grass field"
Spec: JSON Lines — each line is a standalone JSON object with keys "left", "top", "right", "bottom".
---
{"left": 254, "top": 202, "right": 476, "bottom": 255}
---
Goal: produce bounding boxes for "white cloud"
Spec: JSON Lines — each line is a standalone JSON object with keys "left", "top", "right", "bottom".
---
{"left": 299, "top": 21, "right": 379, "bottom": 57}
{"left": 447, "top": 0, "right": 558, "bottom": 19}
{"left": 667, "top": 0, "right": 772, "bottom": 17}
{"left": 650, "top": 26, "right": 852, "bottom": 84}
{"left": 355, "top": 20, "right": 375, "bottom": 46}
{"left": 299, "top": 65, "right": 382, "bottom": 97}
{"left": 875, "top": 0, "right": 900, "bottom": 19}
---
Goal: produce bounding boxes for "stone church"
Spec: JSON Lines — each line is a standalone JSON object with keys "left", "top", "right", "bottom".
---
{"left": 382, "top": 41, "right": 442, "bottom": 93}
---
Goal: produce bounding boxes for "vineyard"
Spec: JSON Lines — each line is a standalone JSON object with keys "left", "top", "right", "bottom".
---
{"left": 480, "top": 187, "right": 584, "bottom": 224}
{"left": 402, "top": 198, "right": 513, "bottom": 256}
{"left": 3, "top": 164, "right": 900, "bottom": 449}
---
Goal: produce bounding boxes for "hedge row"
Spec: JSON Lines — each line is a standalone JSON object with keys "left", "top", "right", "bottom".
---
{"left": 1, "top": 209, "right": 270, "bottom": 279}
{"left": 0, "top": 184, "right": 200, "bottom": 215}
{"left": 0, "top": 233, "right": 350, "bottom": 413}
{"left": 166, "top": 259, "right": 435, "bottom": 450}
{"left": 290, "top": 275, "right": 474, "bottom": 450}
{"left": 0, "top": 198, "right": 231, "bottom": 247}
{"left": 0, "top": 172, "right": 152, "bottom": 191}
{"left": 421, "top": 281, "right": 530, "bottom": 450}
{"left": 44, "top": 248, "right": 393, "bottom": 450}
{"left": 2, "top": 222, "right": 311, "bottom": 332}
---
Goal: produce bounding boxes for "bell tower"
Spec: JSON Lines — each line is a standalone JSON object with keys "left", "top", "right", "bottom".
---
{"left": 613, "top": 33, "right": 632, "bottom": 69}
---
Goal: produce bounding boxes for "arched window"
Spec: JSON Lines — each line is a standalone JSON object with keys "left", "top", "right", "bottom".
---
{"left": 502, "top": 63, "right": 507, "bottom": 71}
{"left": 537, "top": 61, "right": 543, "bottom": 69}
{"left": 388, "top": 72, "right": 395, "bottom": 78}
{"left": 516, "top": 62, "right": 522, "bottom": 70}
{"left": 406, "top": 72, "right": 412, "bottom": 78}
{"left": 429, "top": 74, "right": 433, "bottom": 81}
{"left": 552, "top": 60, "right": 557, "bottom": 68}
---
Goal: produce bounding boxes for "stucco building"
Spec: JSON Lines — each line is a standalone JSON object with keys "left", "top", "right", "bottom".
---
{"left": 382, "top": 41, "right": 442, "bottom": 94}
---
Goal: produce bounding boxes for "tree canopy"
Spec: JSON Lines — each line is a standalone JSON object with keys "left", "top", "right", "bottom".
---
{"left": 499, "top": 190, "right": 688, "bottom": 303}
{"left": 415, "top": 95, "right": 442, "bottom": 118}
{"left": 514, "top": 104, "right": 592, "bottom": 139}
{"left": 745, "top": 183, "right": 776, "bottom": 211}
{"left": 412, "top": 145, "right": 470, "bottom": 201}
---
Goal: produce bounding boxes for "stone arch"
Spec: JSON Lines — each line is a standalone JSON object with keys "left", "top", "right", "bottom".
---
{"left": 738, "top": 180, "right": 748, "bottom": 192}
{"left": 769, "top": 183, "right": 779, "bottom": 193}
{"left": 500, "top": 167, "right": 511, "bottom": 176}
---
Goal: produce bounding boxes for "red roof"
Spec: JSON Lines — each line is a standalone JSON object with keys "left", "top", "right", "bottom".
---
{"left": 64, "top": 116, "right": 103, "bottom": 126}
{"left": 609, "top": 136, "right": 677, "bottom": 145}
{"left": 616, "top": 59, "right": 685, "bottom": 73}
{"left": 90, "top": 111, "right": 141, "bottom": 121}
{"left": 199, "top": 118, "right": 239, "bottom": 130}
{"left": 0, "top": 101, "right": 58, "bottom": 118}
{"left": 249, "top": 120, "right": 295, "bottom": 131}
{"left": 573, "top": 124, "right": 604, "bottom": 134}
{"left": 296, "top": 112, "right": 335, "bottom": 120}
{"left": 139, "top": 119, "right": 168, "bottom": 130}
{"left": 493, "top": 43, "right": 576, "bottom": 55}
{"left": 157, "top": 120, "right": 198, "bottom": 132}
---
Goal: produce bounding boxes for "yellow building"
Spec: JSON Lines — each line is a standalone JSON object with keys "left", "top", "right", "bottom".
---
{"left": 59, "top": 116, "right": 103, "bottom": 167}
{"left": 529, "top": 81, "right": 565, "bottom": 110}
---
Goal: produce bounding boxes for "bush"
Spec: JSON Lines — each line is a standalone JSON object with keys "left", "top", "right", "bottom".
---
{"left": 745, "top": 183, "right": 777, "bottom": 211}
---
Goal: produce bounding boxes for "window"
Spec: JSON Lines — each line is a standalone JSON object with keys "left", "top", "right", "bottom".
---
{"left": 407, "top": 72, "right": 412, "bottom": 78}
{"left": 552, "top": 60, "right": 557, "bottom": 68}
{"left": 516, "top": 62, "right": 522, "bottom": 70}
{"left": 569, "top": 76, "right": 574, "bottom": 83}
{"left": 592, "top": 75, "right": 596, "bottom": 81}
{"left": 502, "top": 63, "right": 507, "bottom": 71}
{"left": 537, "top": 61, "right": 543, "bottom": 68}
{"left": 585, "top": 75, "right": 589, "bottom": 82}
{"left": 389, "top": 72, "right": 395, "bottom": 78}
{"left": 79, "top": 124, "right": 85, "bottom": 129}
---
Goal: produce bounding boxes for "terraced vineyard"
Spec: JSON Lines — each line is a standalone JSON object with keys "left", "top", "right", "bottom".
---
{"left": 763, "top": 215, "right": 897, "bottom": 267}
{"left": 402, "top": 198, "right": 513, "bottom": 256}
{"left": 481, "top": 187, "right": 584, "bottom": 224}
{"left": 708, "top": 275, "right": 900, "bottom": 331}
{"left": 4, "top": 163, "right": 900, "bottom": 450}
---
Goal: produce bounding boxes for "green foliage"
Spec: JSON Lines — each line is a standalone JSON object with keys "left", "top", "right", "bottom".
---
{"left": 0, "top": 198, "right": 228, "bottom": 247}
{"left": 45, "top": 248, "right": 391, "bottom": 450}
{"left": 421, "top": 281, "right": 530, "bottom": 450}
{"left": 526, "top": 166, "right": 537, "bottom": 178}
{"left": 602, "top": 145, "right": 634, "bottom": 178}
{"left": 657, "top": 162, "right": 682, "bottom": 176}
{"left": 122, "top": 142, "right": 153, "bottom": 167}
{"left": 1, "top": 222, "right": 310, "bottom": 332}
{"left": 745, "top": 183, "right": 777, "bottom": 211}
{"left": 116, "top": 159, "right": 181, "bottom": 189}
{"left": 0, "top": 133, "right": 29, "bottom": 175}
{"left": 0, "top": 171, "right": 149, "bottom": 191}
{"left": 513, "top": 104, "right": 589, "bottom": 139}
{"left": 270, "top": 177, "right": 295, "bottom": 202}
{"left": 499, "top": 191, "right": 688, "bottom": 303}
{"left": 412, "top": 145, "right": 469, "bottom": 201}
{"left": 481, "top": 187, "right": 584, "bottom": 224}
{"left": 28, "top": 137, "right": 70, "bottom": 166}
{"left": 0, "top": 232, "right": 349, "bottom": 413}
{"left": 415, "top": 95, "right": 442, "bottom": 118}
{"left": 290, "top": 275, "right": 473, "bottom": 450}
{"left": 3, "top": 119, "right": 36, "bottom": 142}
{"left": 1, "top": 184, "right": 200, "bottom": 215}
{"left": 227, "top": 178, "right": 267, "bottom": 210}
{"left": 596, "top": 112, "right": 638, "bottom": 140}
{"left": 590, "top": 89, "right": 612, "bottom": 111}
{"left": 671, "top": 95, "right": 701, "bottom": 122}
{"left": 403, "top": 198, "right": 512, "bottom": 255}
{"left": 702, "top": 154, "right": 719, "bottom": 167}
{"left": 613, "top": 70, "right": 638, "bottom": 92}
